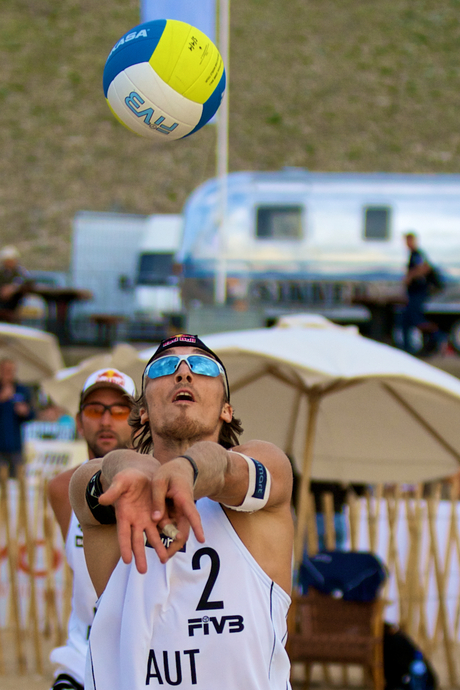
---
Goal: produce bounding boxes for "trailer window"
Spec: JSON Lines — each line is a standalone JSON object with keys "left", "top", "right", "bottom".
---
{"left": 137, "top": 253, "right": 174, "bottom": 286}
{"left": 256, "top": 206, "right": 303, "bottom": 239}
{"left": 363, "top": 206, "right": 390, "bottom": 240}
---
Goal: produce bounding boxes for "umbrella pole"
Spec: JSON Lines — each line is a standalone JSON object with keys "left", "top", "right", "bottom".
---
{"left": 294, "top": 393, "right": 320, "bottom": 569}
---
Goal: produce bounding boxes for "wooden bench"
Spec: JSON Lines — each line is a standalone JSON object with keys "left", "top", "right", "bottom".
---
{"left": 288, "top": 588, "right": 385, "bottom": 690}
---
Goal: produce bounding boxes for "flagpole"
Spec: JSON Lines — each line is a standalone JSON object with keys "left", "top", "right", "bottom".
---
{"left": 214, "top": 0, "right": 230, "bottom": 305}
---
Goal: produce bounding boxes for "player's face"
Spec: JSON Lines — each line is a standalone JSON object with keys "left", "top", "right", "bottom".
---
{"left": 405, "top": 235, "right": 416, "bottom": 250}
{"left": 76, "top": 388, "right": 132, "bottom": 459}
{"left": 141, "top": 346, "right": 232, "bottom": 444}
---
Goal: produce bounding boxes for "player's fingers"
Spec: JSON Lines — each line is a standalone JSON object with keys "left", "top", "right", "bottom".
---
{"left": 116, "top": 518, "right": 133, "bottom": 565}
{"left": 164, "top": 535, "right": 189, "bottom": 559}
{"left": 175, "top": 496, "right": 205, "bottom": 543}
{"left": 150, "top": 478, "right": 167, "bottom": 522}
{"left": 144, "top": 524, "right": 170, "bottom": 564}
{"left": 131, "top": 526, "right": 148, "bottom": 574}
{"left": 98, "top": 476, "right": 125, "bottom": 505}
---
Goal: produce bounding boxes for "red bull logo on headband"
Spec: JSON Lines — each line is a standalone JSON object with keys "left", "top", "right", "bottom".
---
{"left": 146, "top": 334, "right": 230, "bottom": 401}
{"left": 161, "top": 335, "right": 198, "bottom": 348}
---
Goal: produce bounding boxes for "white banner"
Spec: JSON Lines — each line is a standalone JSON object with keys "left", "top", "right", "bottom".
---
{"left": 25, "top": 439, "right": 87, "bottom": 478}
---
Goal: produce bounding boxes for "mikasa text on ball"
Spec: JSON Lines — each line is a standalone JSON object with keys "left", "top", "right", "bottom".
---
{"left": 103, "top": 19, "right": 226, "bottom": 141}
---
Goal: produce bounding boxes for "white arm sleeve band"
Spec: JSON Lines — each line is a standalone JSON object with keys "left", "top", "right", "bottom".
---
{"left": 222, "top": 452, "right": 271, "bottom": 513}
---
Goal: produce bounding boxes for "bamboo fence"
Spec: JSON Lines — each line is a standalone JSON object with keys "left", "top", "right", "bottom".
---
{"left": 0, "top": 467, "right": 459, "bottom": 686}
{"left": 0, "top": 465, "right": 72, "bottom": 676}
{"left": 301, "top": 482, "right": 460, "bottom": 688}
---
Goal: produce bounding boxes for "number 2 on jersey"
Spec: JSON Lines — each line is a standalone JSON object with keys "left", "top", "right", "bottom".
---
{"left": 192, "top": 547, "right": 224, "bottom": 611}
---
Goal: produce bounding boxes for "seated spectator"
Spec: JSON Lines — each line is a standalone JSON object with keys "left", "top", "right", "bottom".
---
{"left": 23, "top": 395, "right": 76, "bottom": 441}
{"left": 0, "top": 246, "right": 32, "bottom": 323}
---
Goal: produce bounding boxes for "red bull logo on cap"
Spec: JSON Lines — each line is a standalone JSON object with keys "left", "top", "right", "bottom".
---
{"left": 96, "top": 369, "right": 126, "bottom": 386}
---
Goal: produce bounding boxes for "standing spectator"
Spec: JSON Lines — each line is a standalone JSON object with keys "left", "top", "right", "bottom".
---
{"left": 401, "top": 232, "right": 440, "bottom": 354}
{"left": 0, "top": 245, "right": 31, "bottom": 323}
{"left": 0, "top": 357, "right": 34, "bottom": 477}
{"left": 309, "top": 481, "right": 367, "bottom": 551}
{"left": 48, "top": 368, "right": 136, "bottom": 690}
{"left": 290, "top": 460, "right": 365, "bottom": 552}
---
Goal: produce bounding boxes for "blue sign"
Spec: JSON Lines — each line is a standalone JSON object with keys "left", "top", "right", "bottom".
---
{"left": 140, "top": 0, "right": 216, "bottom": 43}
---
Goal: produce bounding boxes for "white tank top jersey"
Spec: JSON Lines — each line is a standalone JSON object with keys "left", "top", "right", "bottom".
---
{"left": 86, "top": 498, "right": 292, "bottom": 690}
{"left": 50, "top": 510, "right": 97, "bottom": 685}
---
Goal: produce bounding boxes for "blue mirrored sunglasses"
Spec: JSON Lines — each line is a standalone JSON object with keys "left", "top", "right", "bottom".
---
{"left": 145, "top": 354, "right": 225, "bottom": 384}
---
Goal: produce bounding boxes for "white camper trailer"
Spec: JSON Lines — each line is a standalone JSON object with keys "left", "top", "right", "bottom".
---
{"left": 177, "top": 169, "right": 460, "bottom": 308}
{"left": 70, "top": 171, "right": 460, "bottom": 347}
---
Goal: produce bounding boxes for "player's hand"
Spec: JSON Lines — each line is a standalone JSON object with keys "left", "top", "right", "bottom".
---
{"left": 98, "top": 466, "right": 174, "bottom": 573}
{"left": 150, "top": 459, "right": 205, "bottom": 559}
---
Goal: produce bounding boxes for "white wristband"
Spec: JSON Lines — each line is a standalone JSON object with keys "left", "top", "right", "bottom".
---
{"left": 222, "top": 452, "right": 271, "bottom": 513}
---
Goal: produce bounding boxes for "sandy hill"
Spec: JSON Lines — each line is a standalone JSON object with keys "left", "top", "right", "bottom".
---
{"left": 2, "top": 0, "right": 460, "bottom": 270}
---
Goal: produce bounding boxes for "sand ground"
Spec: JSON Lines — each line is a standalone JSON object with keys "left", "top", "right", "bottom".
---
{"left": 1, "top": 631, "right": 55, "bottom": 690}
{"left": 0, "top": 630, "right": 454, "bottom": 690}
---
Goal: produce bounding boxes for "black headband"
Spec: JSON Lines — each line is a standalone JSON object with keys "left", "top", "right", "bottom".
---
{"left": 143, "top": 334, "right": 230, "bottom": 401}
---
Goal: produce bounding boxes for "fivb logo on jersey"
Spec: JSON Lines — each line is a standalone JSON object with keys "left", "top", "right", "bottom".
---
{"left": 188, "top": 614, "right": 244, "bottom": 636}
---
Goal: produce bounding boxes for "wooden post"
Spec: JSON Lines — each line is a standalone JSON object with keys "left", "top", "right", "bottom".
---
{"left": 43, "top": 477, "right": 63, "bottom": 645}
{"left": 322, "top": 491, "right": 336, "bottom": 551}
{"left": 17, "top": 467, "right": 42, "bottom": 674}
{"left": 294, "top": 394, "right": 320, "bottom": 568}
{"left": 305, "top": 492, "right": 319, "bottom": 556}
{"left": 384, "top": 486, "right": 406, "bottom": 623}
{"left": 63, "top": 561, "right": 73, "bottom": 636}
{"left": 347, "top": 490, "right": 360, "bottom": 550}
{"left": 0, "top": 475, "right": 5, "bottom": 676}
{"left": 404, "top": 487, "right": 423, "bottom": 638}
{"left": 366, "top": 485, "right": 382, "bottom": 553}
{"left": 0, "top": 467, "right": 26, "bottom": 674}
{"left": 427, "top": 495, "right": 457, "bottom": 686}
{"left": 450, "top": 482, "right": 460, "bottom": 643}
{"left": 426, "top": 483, "right": 452, "bottom": 653}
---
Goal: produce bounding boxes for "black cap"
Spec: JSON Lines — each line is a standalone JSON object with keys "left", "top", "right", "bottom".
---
{"left": 143, "top": 334, "right": 230, "bottom": 400}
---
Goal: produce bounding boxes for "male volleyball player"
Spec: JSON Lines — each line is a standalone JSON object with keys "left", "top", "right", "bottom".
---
{"left": 70, "top": 333, "right": 294, "bottom": 690}
{"left": 48, "top": 368, "right": 136, "bottom": 690}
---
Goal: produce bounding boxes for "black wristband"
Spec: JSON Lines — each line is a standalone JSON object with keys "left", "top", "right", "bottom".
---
{"left": 85, "top": 469, "right": 116, "bottom": 525}
{"left": 177, "top": 455, "right": 199, "bottom": 487}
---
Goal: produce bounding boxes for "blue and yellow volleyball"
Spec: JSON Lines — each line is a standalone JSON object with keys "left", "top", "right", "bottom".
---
{"left": 103, "top": 19, "right": 226, "bottom": 141}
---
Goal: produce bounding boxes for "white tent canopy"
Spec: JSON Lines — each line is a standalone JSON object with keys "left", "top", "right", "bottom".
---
{"left": 140, "top": 325, "right": 460, "bottom": 485}
{"left": 0, "top": 323, "right": 63, "bottom": 382}
{"left": 42, "top": 344, "right": 145, "bottom": 415}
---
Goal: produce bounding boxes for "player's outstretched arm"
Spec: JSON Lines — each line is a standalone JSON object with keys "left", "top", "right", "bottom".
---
{"left": 48, "top": 465, "right": 80, "bottom": 541}
{"left": 99, "top": 450, "right": 202, "bottom": 569}
{"left": 155, "top": 439, "right": 293, "bottom": 511}
{"left": 154, "top": 440, "right": 294, "bottom": 594}
{"left": 70, "top": 450, "right": 204, "bottom": 587}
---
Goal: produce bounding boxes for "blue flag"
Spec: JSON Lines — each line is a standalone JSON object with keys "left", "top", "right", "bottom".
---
{"left": 140, "top": 0, "right": 216, "bottom": 42}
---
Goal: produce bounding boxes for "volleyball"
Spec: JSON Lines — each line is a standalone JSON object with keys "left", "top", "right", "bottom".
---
{"left": 103, "top": 19, "right": 226, "bottom": 142}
